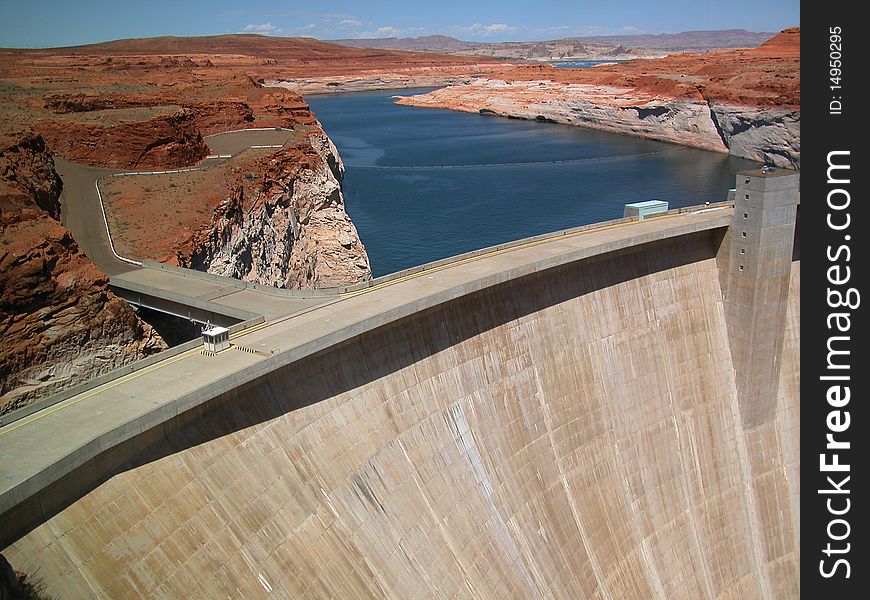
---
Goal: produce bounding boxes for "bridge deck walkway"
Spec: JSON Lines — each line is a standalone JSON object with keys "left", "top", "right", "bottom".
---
{"left": 0, "top": 205, "right": 732, "bottom": 516}
{"left": 110, "top": 267, "right": 329, "bottom": 322}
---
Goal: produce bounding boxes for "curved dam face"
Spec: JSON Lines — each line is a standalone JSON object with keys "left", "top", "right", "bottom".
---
{"left": 5, "top": 230, "right": 799, "bottom": 599}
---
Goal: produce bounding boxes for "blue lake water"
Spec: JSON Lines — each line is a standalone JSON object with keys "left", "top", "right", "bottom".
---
{"left": 307, "top": 89, "right": 756, "bottom": 277}
{"left": 551, "top": 60, "right": 622, "bottom": 68}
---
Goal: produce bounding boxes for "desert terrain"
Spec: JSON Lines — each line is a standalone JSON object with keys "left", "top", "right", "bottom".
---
{"left": 280, "top": 28, "right": 800, "bottom": 167}
{"left": 1, "top": 36, "right": 489, "bottom": 411}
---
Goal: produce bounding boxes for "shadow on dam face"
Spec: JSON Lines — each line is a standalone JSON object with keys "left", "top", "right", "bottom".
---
{"left": 4, "top": 227, "right": 800, "bottom": 599}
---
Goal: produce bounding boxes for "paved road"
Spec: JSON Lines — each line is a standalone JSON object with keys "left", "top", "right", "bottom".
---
{"left": 204, "top": 128, "right": 293, "bottom": 155}
{"left": 55, "top": 158, "right": 131, "bottom": 275}
{"left": 111, "top": 266, "right": 331, "bottom": 322}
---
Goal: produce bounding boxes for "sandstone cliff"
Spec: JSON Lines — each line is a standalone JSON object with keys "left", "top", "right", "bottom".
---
{"left": 708, "top": 104, "right": 800, "bottom": 167}
{"left": 0, "top": 134, "right": 166, "bottom": 414}
{"left": 396, "top": 80, "right": 800, "bottom": 168}
{"left": 181, "top": 129, "right": 371, "bottom": 289}
{"left": 39, "top": 107, "right": 209, "bottom": 170}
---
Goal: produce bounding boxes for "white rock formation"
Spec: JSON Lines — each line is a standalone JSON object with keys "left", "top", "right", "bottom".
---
{"left": 184, "top": 130, "right": 371, "bottom": 289}
{"left": 396, "top": 79, "right": 800, "bottom": 168}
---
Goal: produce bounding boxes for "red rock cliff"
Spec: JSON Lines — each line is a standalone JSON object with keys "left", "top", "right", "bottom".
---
{"left": 0, "top": 134, "right": 166, "bottom": 414}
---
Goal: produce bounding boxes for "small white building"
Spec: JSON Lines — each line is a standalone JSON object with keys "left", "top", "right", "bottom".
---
{"left": 202, "top": 325, "right": 230, "bottom": 353}
{"left": 624, "top": 200, "right": 669, "bottom": 220}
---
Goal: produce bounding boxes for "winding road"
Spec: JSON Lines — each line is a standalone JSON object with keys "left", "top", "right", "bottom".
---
{"left": 57, "top": 128, "right": 294, "bottom": 275}
{"left": 53, "top": 128, "right": 336, "bottom": 325}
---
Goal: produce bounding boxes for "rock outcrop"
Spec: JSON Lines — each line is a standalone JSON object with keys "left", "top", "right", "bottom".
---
{"left": 0, "top": 134, "right": 166, "bottom": 414}
{"left": 265, "top": 72, "right": 477, "bottom": 95}
{"left": 396, "top": 79, "right": 800, "bottom": 168}
{"left": 39, "top": 108, "right": 209, "bottom": 170}
{"left": 708, "top": 105, "right": 801, "bottom": 167}
{"left": 182, "top": 129, "right": 371, "bottom": 289}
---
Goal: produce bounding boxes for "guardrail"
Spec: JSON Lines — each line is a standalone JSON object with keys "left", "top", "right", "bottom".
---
{"left": 332, "top": 199, "right": 736, "bottom": 295}
{"left": 125, "top": 200, "right": 737, "bottom": 301}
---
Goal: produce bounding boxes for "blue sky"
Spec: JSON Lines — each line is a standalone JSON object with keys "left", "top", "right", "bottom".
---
{"left": 0, "top": 0, "right": 800, "bottom": 48}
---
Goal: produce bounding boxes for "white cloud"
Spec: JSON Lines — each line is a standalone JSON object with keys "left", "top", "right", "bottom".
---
{"left": 377, "top": 26, "right": 401, "bottom": 36}
{"left": 339, "top": 19, "right": 363, "bottom": 28}
{"left": 356, "top": 25, "right": 427, "bottom": 39}
{"left": 453, "top": 23, "right": 520, "bottom": 38}
{"left": 242, "top": 22, "right": 282, "bottom": 34}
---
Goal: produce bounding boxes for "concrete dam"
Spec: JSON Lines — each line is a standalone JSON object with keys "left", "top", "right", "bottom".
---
{"left": 0, "top": 169, "right": 799, "bottom": 599}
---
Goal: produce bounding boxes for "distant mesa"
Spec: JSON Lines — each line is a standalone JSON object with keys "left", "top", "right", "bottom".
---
{"left": 330, "top": 29, "right": 779, "bottom": 60}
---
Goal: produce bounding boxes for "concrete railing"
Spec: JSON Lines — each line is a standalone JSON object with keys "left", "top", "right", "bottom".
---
{"left": 332, "top": 200, "right": 735, "bottom": 294}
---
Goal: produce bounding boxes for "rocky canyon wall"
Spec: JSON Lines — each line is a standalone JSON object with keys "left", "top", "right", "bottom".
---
{"left": 708, "top": 105, "right": 800, "bottom": 168}
{"left": 39, "top": 108, "right": 210, "bottom": 170}
{"left": 0, "top": 135, "right": 166, "bottom": 414}
{"left": 394, "top": 80, "right": 800, "bottom": 168}
{"left": 181, "top": 129, "right": 371, "bottom": 289}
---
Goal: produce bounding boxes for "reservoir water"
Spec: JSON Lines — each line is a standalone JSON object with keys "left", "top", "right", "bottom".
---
{"left": 551, "top": 60, "right": 622, "bottom": 68}
{"left": 307, "top": 89, "right": 758, "bottom": 277}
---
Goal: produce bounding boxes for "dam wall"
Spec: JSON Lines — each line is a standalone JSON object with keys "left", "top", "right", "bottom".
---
{"left": 3, "top": 222, "right": 799, "bottom": 599}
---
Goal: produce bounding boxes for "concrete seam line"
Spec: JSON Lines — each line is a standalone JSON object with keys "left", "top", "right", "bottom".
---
{"left": 93, "top": 178, "right": 142, "bottom": 267}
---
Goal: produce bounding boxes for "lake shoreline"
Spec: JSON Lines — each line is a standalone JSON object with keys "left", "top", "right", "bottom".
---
{"left": 308, "top": 90, "right": 759, "bottom": 277}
